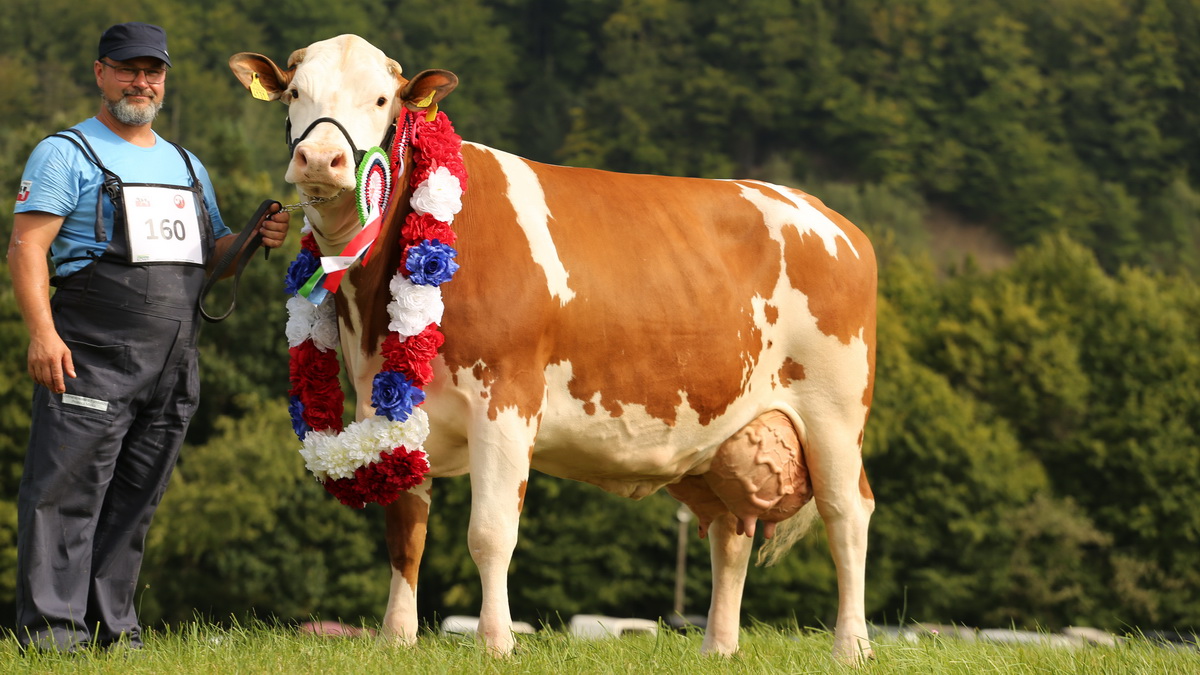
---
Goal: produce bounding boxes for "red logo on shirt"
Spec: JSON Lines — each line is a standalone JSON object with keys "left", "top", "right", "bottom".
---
{"left": 174, "top": 195, "right": 186, "bottom": 208}
{"left": 17, "top": 180, "right": 31, "bottom": 203}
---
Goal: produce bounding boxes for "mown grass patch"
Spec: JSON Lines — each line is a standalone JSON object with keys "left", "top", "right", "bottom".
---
{"left": 1, "top": 620, "right": 1197, "bottom": 674}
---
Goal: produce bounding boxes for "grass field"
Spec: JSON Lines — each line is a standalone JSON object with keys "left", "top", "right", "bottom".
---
{"left": 2, "top": 621, "right": 1198, "bottom": 674}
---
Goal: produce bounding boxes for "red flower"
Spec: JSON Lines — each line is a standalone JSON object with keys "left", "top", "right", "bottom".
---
{"left": 303, "top": 395, "right": 344, "bottom": 433}
{"left": 301, "top": 233, "right": 322, "bottom": 254}
{"left": 289, "top": 342, "right": 344, "bottom": 432}
{"left": 402, "top": 212, "right": 458, "bottom": 247}
{"left": 381, "top": 326, "right": 445, "bottom": 386}
{"left": 288, "top": 342, "right": 321, "bottom": 395}
{"left": 307, "top": 348, "right": 341, "bottom": 384}
{"left": 323, "top": 446, "right": 430, "bottom": 508}
{"left": 409, "top": 112, "right": 466, "bottom": 191}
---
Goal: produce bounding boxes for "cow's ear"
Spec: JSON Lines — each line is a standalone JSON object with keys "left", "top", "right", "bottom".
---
{"left": 399, "top": 69, "right": 459, "bottom": 113}
{"left": 229, "top": 52, "right": 293, "bottom": 102}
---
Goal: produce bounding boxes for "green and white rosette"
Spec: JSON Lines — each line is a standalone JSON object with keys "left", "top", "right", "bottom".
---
{"left": 356, "top": 146, "right": 392, "bottom": 226}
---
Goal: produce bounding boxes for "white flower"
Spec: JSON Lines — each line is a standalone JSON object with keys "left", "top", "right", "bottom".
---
{"left": 298, "top": 429, "right": 338, "bottom": 481}
{"left": 286, "top": 295, "right": 340, "bottom": 351}
{"left": 379, "top": 408, "right": 430, "bottom": 450}
{"left": 285, "top": 295, "right": 318, "bottom": 347}
{"left": 310, "top": 301, "right": 340, "bottom": 352}
{"left": 387, "top": 273, "right": 443, "bottom": 337}
{"left": 298, "top": 413, "right": 431, "bottom": 483}
{"left": 410, "top": 166, "right": 463, "bottom": 223}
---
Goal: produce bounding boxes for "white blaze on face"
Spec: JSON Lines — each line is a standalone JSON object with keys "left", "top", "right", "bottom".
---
{"left": 285, "top": 36, "right": 400, "bottom": 194}
{"left": 470, "top": 143, "right": 576, "bottom": 306}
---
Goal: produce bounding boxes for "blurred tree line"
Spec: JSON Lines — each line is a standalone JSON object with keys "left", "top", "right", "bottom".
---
{"left": 1, "top": 0, "right": 1197, "bottom": 637}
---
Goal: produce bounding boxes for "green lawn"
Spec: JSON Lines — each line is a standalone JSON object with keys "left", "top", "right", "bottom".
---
{"left": 2, "top": 621, "right": 1197, "bottom": 674}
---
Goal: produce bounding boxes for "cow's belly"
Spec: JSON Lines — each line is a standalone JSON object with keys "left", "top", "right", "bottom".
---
{"left": 529, "top": 413, "right": 721, "bottom": 499}
{"left": 419, "top": 323, "right": 869, "bottom": 498}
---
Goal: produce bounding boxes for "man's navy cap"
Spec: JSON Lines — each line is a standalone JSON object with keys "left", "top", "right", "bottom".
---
{"left": 98, "top": 22, "right": 172, "bottom": 67}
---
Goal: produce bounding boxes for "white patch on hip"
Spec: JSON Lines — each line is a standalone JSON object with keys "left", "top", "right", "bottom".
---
{"left": 469, "top": 143, "right": 576, "bottom": 305}
{"left": 735, "top": 180, "right": 859, "bottom": 259}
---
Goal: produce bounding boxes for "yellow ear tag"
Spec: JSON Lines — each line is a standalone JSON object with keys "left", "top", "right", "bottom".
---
{"left": 416, "top": 90, "right": 436, "bottom": 108}
{"left": 249, "top": 73, "right": 271, "bottom": 101}
{"left": 425, "top": 102, "right": 439, "bottom": 122}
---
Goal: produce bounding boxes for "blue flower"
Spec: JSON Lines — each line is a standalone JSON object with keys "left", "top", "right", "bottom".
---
{"left": 372, "top": 371, "right": 426, "bottom": 422}
{"left": 284, "top": 249, "right": 321, "bottom": 295}
{"left": 288, "top": 396, "right": 311, "bottom": 439}
{"left": 405, "top": 239, "right": 459, "bottom": 286}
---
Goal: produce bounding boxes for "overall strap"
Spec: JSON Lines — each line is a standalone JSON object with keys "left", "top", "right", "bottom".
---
{"left": 161, "top": 139, "right": 215, "bottom": 256}
{"left": 163, "top": 139, "right": 201, "bottom": 186}
{"left": 50, "top": 129, "right": 120, "bottom": 243}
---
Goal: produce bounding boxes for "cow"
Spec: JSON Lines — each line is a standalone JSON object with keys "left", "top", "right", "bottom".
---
{"left": 229, "top": 34, "right": 877, "bottom": 663}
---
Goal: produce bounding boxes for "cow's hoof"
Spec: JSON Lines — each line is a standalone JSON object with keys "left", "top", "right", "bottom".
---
{"left": 832, "top": 639, "right": 875, "bottom": 666}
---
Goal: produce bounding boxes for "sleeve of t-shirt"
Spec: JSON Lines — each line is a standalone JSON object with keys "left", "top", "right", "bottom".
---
{"left": 14, "top": 138, "right": 83, "bottom": 217}
{"left": 189, "top": 153, "right": 232, "bottom": 239}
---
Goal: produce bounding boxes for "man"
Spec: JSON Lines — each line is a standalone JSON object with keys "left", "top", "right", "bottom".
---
{"left": 7, "top": 22, "right": 290, "bottom": 651}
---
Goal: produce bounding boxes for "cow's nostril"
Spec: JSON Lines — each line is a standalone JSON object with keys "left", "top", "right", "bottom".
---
{"left": 330, "top": 152, "right": 345, "bottom": 170}
{"left": 294, "top": 148, "right": 308, "bottom": 169}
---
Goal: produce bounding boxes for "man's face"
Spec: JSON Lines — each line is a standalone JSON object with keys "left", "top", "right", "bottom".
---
{"left": 95, "top": 56, "right": 167, "bottom": 126}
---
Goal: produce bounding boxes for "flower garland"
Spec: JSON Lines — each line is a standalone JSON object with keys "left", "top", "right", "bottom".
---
{"left": 283, "top": 108, "right": 466, "bottom": 508}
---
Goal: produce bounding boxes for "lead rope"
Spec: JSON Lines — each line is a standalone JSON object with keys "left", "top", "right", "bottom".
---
{"left": 197, "top": 188, "right": 350, "bottom": 322}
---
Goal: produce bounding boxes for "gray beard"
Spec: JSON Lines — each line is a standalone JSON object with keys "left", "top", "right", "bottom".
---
{"left": 105, "top": 94, "right": 163, "bottom": 126}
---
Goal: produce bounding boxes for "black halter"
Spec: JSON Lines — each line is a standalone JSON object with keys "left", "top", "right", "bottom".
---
{"left": 285, "top": 116, "right": 397, "bottom": 166}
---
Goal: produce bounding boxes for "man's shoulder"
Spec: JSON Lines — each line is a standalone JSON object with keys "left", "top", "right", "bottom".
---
{"left": 33, "top": 119, "right": 102, "bottom": 159}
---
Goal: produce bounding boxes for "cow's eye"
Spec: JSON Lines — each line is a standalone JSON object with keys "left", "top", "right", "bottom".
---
{"left": 289, "top": 88, "right": 299, "bottom": 100}
{"left": 376, "top": 97, "right": 387, "bottom": 107}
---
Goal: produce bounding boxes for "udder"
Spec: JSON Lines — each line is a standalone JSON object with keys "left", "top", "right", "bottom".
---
{"left": 666, "top": 411, "right": 811, "bottom": 540}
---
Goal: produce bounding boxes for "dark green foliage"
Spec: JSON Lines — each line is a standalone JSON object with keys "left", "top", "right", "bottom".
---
{"left": 1, "top": 0, "right": 1198, "bottom": 639}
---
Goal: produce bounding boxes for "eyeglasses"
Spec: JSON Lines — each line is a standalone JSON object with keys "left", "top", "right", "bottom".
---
{"left": 101, "top": 60, "right": 167, "bottom": 84}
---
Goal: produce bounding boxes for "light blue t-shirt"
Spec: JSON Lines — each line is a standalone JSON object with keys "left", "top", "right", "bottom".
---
{"left": 15, "top": 117, "right": 231, "bottom": 277}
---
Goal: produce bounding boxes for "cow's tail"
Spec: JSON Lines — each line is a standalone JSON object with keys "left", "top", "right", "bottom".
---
{"left": 755, "top": 500, "right": 820, "bottom": 567}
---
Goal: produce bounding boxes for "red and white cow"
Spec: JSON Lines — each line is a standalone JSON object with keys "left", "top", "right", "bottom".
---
{"left": 230, "top": 34, "right": 876, "bottom": 663}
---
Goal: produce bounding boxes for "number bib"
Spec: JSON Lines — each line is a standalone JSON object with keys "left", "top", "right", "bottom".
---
{"left": 122, "top": 185, "right": 205, "bottom": 264}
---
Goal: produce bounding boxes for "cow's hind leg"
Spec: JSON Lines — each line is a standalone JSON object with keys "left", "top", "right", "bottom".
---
{"left": 807, "top": 422, "right": 874, "bottom": 664}
{"left": 381, "top": 480, "right": 432, "bottom": 645}
{"left": 468, "top": 415, "right": 535, "bottom": 656}
{"left": 701, "top": 512, "right": 754, "bottom": 655}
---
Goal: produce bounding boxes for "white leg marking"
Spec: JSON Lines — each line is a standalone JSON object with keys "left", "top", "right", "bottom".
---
{"left": 806, "top": 423, "right": 874, "bottom": 664}
{"left": 468, "top": 409, "right": 537, "bottom": 656}
{"left": 380, "top": 480, "right": 432, "bottom": 646}
{"left": 701, "top": 513, "right": 753, "bottom": 656}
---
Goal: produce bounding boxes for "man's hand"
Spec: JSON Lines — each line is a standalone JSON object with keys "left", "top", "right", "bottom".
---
{"left": 257, "top": 203, "right": 290, "bottom": 248}
{"left": 28, "top": 332, "right": 75, "bottom": 394}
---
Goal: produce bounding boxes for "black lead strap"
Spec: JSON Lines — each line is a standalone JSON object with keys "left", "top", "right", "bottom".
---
{"left": 198, "top": 199, "right": 279, "bottom": 322}
{"left": 285, "top": 116, "right": 397, "bottom": 167}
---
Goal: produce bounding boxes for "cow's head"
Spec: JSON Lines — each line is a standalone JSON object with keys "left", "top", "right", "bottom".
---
{"left": 229, "top": 34, "right": 458, "bottom": 212}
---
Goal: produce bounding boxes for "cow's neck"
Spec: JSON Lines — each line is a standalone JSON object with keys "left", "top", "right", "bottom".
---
{"left": 303, "top": 197, "right": 361, "bottom": 254}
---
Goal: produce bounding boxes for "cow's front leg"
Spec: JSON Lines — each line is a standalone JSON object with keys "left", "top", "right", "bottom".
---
{"left": 701, "top": 512, "right": 753, "bottom": 656}
{"left": 381, "top": 480, "right": 432, "bottom": 645}
{"left": 468, "top": 414, "right": 536, "bottom": 656}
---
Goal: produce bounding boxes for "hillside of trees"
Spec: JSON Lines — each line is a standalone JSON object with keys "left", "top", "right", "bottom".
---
{"left": 1, "top": 0, "right": 1198, "bottom": 636}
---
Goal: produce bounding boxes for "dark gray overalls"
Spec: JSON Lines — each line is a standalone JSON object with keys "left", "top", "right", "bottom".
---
{"left": 15, "top": 129, "right": 215, "bottom": 651}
